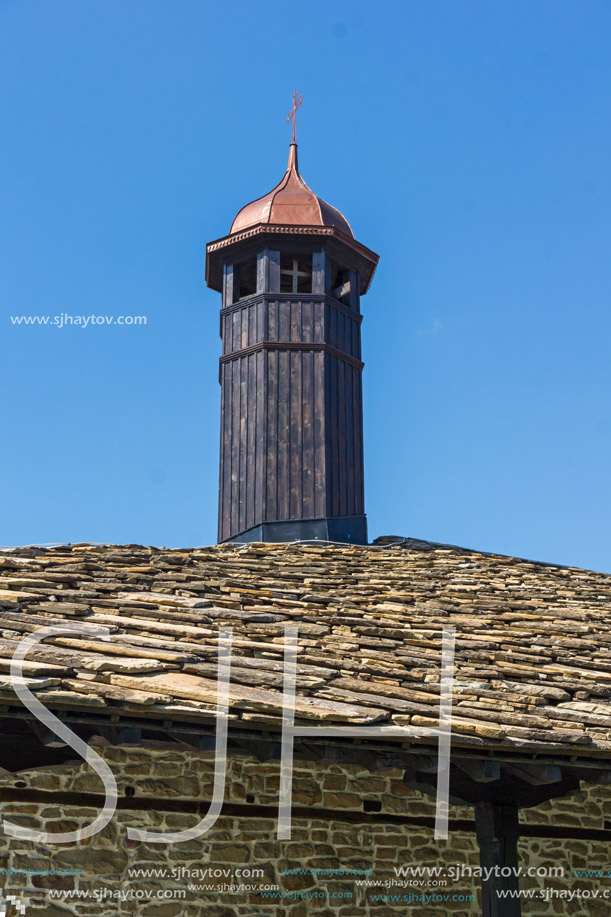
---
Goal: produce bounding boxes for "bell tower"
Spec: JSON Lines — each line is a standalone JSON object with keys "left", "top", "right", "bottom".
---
{"left": 205, "top": 97, "right": 379, "bottom": 544}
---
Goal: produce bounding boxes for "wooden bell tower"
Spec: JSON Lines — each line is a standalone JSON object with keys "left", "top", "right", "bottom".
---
{"left": 205, "top": 101, "right": 378, "bottom": 544}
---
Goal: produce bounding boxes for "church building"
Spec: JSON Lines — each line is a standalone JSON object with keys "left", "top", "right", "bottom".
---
{"left": 0, "top": 106, "right": 610, "bottom": 917}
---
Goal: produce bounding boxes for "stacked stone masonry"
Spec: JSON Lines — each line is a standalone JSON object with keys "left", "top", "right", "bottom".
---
{"left": 0, "top": 748, "right": 610, "bottom": 916}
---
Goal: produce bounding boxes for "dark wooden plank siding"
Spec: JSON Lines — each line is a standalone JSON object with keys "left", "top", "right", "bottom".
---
{"left": 238, "top": 356, "right": 248, "bottom": 533}
{"left": 278, "top": 300, "right": 290, "bottom": 342}
{"left": 268, "top": 299, "right": 278, "bottom": 342}
{"left": 330, "top": 302, "right": 338, "bottom": 351}
{"left": 302, "top": 300, "right": 314, "bottom": 343}
{"left": 302, "top": 348, "right": 314, "bottom": 518}
{"left": 223, "top": 263, "right": 235, "bottom": 307}
{"left": 289, "top": 349, "right": 302, "bottom": 519}
{"left": 338, "top": 310, "right": 345, "bottom": 356}
{"left": 268, "top": 250, "right": 280, "bottom": 293}
{"left": 247, "top": 306, "right": 256, "bottom": 347}
{"left": 337, "top": 359, "right": 347, "bottom": 517}
{"left": 329, "top": 354, "right": 339, "bottom": 517}
{"left": 313, "top": 350, "right": 326, "bottom": 519}
{"left": 353, "top": 368, "right": 364, "bottom": 514}
{"left": 345, "top": 363, "right": 355, "bottom": 514}
{"left": 312, "top": 249, "right": 329, "bottom": 295}
{"left": 224, "top": 313, "right": 231, "bottom": 356}
{"left": 348, "top": 268, "right": 360, "bottom": 312}
{"left": 256, "top": 250, "right": 267, "bottom": 293}
{"left": 314, "top": 300, "right": 324, "bottom": 343}
{"left": 230, "top": 359, "right": 241, "bottom": 537}
{"left": 290, "top": 300, "right": 300, "bottom": 343}
{"left": 256, "top": 299, "right": 265, "bottom": 343}
{"left": 352, "top": 313, "right": 360, "bottom": 359}
{"left": 218, "top": 287, "right": 366, "bottom": 541}
{"left": 245, "top": 352, "right": 256, "bottom": 530}
{"left": 231, "top": 310, "right": 240, "bottom": 357}
{"left": 266, "top": 349, "right": 278, "bottom": 522}
{"left": 219, "top": 363, "right": 230, "bottom": 541}
{"left": 254, "top": 348, "right": 265, "bottom": 526}
{"left": 240, "top": 307, "right": 249, "bottom": 351}
{"left": 276, "top": 349, "right": 290, "bottom": 519}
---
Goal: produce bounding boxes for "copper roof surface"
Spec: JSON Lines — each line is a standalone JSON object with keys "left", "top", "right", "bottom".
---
{"left": 229, "top": 143, "right": 354, "bottom": 237}
{"left": 1, "top": 539, "right": 611, "bottom": 758}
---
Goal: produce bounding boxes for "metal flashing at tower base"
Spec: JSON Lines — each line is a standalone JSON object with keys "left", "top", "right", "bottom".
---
{"left": 220, "top": 515, "right": 368, "bottom": 546}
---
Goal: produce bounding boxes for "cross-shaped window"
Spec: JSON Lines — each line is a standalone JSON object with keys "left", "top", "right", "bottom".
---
{"left": 280, "top": 254, "right": 312, "bottom": 294}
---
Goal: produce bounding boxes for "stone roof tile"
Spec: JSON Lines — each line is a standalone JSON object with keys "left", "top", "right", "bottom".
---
{"left": 0, "top": 539, "right": 609, "bottom": 756}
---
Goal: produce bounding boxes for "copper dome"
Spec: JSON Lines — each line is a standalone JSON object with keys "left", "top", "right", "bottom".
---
{"left": 229, "top": 144, "right": 353, "bottom": 238}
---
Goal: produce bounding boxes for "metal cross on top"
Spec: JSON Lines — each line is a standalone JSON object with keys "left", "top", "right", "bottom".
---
{"left": 286, "top": 89, "right": 303, "bottom": 144}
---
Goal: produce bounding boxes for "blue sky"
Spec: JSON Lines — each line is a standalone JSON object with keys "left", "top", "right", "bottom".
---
{"left": 1, "top": 0, "right": 610, "bottom": 572}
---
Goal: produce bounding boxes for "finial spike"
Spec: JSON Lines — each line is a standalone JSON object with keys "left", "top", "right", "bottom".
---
{"left": 286, "top": 89, "right": 303, "bottom": 147}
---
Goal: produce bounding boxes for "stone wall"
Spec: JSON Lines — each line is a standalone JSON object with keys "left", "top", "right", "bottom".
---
{"left": 0, "top": 746, "right": 609, "bottom": 916}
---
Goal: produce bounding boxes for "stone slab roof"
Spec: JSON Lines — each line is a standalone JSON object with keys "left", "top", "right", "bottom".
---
{"left": 0, "top": 539, "right": 610, "bottom": 758}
